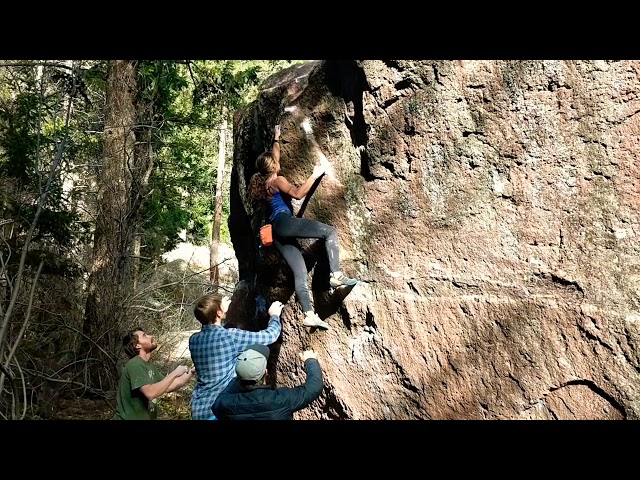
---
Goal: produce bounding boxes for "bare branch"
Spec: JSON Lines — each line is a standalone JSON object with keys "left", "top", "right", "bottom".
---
{"left": 56, "top": 324, "right": 118, "bottom": 369}
{"left": 19, "top": 365, "right": 114, "bottom": 400}
{"left": 129, "top": 303, "right": 194, "bottom": 312}
{"left": 0, "top": 362, "right": 20, "bottom": 419}
{"left": 14, "top": 357, "right": 27, "bottom": 420}
{"left": 0, "top": 73, "right": 72, "bottom": 356}
{"left": 2, "top": 261, "right": 44, "bottom": 380}
{"left": 0, "top": 61, "right": 75, "bottom": 70}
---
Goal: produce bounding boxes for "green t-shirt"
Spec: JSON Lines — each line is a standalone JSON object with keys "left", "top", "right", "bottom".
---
{"left": 113, "top": 356, "right": 164, "bottom": 420}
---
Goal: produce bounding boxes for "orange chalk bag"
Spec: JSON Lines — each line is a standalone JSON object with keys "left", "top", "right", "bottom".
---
{"left": 259, "top": 224, "right": 273, "bottom": 247}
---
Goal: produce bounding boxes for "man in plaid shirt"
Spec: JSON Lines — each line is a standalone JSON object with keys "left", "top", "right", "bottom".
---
{"left": 189, "top": 293, "right": 283, "bottom": 420}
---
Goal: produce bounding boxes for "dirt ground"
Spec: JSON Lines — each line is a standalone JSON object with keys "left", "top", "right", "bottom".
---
{"left": 46, "top": 390, "right": 192, "bottom": 420}
{"left": 48, "top": 397, "right": 116, "bottom": 420}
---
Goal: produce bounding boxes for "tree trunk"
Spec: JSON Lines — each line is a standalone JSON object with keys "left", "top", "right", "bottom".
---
{"left": 129, "top": 95, "right": 156, "bottom": 290}
{"left": 210, "top": 106, "right": 228, "bottom": 287}
{"left": 82, "top": 60, "right": 138, "bottom": 389}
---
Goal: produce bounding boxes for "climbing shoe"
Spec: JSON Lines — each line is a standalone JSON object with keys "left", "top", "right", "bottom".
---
{"left": 330, "top": 272, "right": 358, "bottom": 288}
{"left": 303, "top": 312, "right": 330, "bottom": 330}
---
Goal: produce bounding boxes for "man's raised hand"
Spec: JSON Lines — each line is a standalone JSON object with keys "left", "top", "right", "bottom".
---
{"left": 268, "top": 301, "right": 284, "bottom": 317}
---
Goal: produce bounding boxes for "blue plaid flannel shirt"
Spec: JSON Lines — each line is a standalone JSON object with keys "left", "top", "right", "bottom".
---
{"left": 189, "top": 315, "right": 281, "bottom": 420}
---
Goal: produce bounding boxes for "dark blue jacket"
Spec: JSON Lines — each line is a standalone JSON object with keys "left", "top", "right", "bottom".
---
{"left": 212, "top": 358, "right": 322, "bottom": 420}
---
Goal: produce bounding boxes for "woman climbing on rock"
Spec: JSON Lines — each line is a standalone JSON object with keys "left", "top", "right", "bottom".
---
{"left": 247, "top": 124, "right": 357, "bottom": 330}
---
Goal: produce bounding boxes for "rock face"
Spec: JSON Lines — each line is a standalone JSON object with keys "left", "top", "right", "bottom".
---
{"left": 228, "top": 60, "right": 640, "bottom": 420}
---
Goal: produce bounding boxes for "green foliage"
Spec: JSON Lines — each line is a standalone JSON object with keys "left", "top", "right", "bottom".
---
{"left": 0, "top": 91, "right": 44, "bottom": 185}
{"left": 0, "top": 59, "right": 304, "bottom": 418}
{"left": 0, "top": 60, "right": 303, "bottom": 277}
{"left": 137, "top": 61, "right": 188, "bottom": 120}
{"left": 136, "top": 60, "right": 302, "bottom": 260}
{"left": 190, "top": 60, "right": 306, "bottom": 118}
{"left": 0, "top": 66, "right": 89, "bottom": 279}
{"left": 191, "top": 61, "right": 261, "bottom": 115}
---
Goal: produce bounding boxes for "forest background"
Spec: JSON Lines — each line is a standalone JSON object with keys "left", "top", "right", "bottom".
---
{"left": 0, "top": 59, "right": 305, "bottom": 420}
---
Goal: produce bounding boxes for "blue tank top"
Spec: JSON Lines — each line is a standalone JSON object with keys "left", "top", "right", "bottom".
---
{"left": 268, "top": 190, "right": 291, "bottom": 222}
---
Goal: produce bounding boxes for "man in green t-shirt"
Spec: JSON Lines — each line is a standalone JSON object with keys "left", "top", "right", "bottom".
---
{"left": 113, "top": 328, "right": 194, "bottom": 420}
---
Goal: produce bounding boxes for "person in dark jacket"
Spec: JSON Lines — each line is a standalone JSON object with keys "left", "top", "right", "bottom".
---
{"left": 212, "top": 343, "right": 323, "bottom": 420}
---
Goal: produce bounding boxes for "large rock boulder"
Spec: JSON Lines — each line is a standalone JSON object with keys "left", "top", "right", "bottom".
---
{"left": 228, "top": 60, "right": 640, "bottom": 420}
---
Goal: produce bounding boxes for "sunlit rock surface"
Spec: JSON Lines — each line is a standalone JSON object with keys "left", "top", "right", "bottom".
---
{"left": 228, "top": 60, "right": 640, "bottom": 420}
